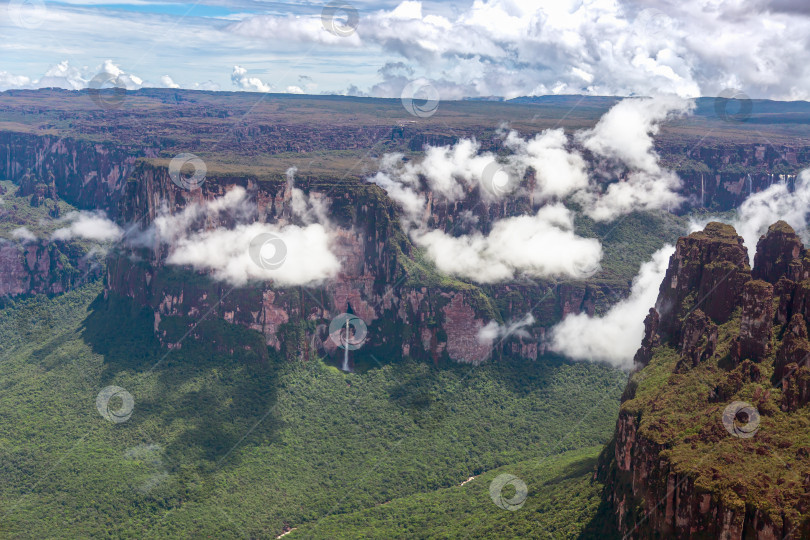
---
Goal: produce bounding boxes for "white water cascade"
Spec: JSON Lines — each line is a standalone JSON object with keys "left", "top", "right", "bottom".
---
{"left": 341, "top": 317, "right": 350, "bottom": 372}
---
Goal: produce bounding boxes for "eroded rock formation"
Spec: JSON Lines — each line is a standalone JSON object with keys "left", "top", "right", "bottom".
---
{"left": 600, "top": 221, "right": 810, "bottom": 538}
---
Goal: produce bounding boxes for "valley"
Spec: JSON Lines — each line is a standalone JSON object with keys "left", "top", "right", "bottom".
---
{"left": 1, "top": 90, "right": 810, "bottom": 538}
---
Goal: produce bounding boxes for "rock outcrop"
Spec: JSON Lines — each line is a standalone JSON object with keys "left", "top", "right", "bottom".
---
{"left": 656, "top": 222, "right": 751, "bottom": 343}
{"left": 633, "top": 308, "right": 660, "bottom": 368}
{"left": 599, "top": 222, "right": 810, "bottom": 539}
{"left": 730, "top": 280, "right": 774, "bottom": 364}
{"left": 676, "top": 309, "right": 718, "bottom": 371}
{"left": 0, "top": 239, "right": 102, "bottom": 298}
{"left": 753, "top": 221, "right": 803, "bottom": 283}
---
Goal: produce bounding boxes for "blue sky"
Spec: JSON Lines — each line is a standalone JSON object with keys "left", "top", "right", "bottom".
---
{"left": 2, "top": 0, "right": 809, "bottom": 100}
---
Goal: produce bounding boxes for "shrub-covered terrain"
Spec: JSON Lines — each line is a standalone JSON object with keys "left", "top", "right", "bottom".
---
{"left": 289, "top": 446, "right": 615, "bottom": 539}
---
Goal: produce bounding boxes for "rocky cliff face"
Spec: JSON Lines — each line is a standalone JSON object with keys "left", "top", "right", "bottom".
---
{"left": 104, "top": 162, "right": 618, "bottom": 364}
{"left": 0, "top": 108, "right": 808, "bottom": 363}
{"left": 599, "top": 221, "right": 810, "bottom": 539}
{"left": 0, "top": 239, "right": 101, "bottom": 298}
{"left": 0, "top": 131, "right": 158, "bottom": 213}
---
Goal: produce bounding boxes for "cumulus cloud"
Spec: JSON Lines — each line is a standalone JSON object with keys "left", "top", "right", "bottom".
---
{"left": 160, "top": 75, "right": 180, "bottom": 89}
{"left": 367, "top": 132, "right": 586, "bottom": 211}
{"left": 368, "top": 168, "right": 426, "bottom": 225}
{"left": 190, "top": 81, "right": 222, "bottom": 91}
{"left": 228, "top": 10, "right": 363, "bottom": 47}
{"left": 413, "top": 204, "right": 603, "bottom": 283}
{"left": 167, "top": 221, "right": 340, "bottom": 287}
{"left": 576, "top": 96, "right": 694, "bottom": 221}
{"left": 375, "top": 139, "right": 495, "bottom": 202}
{"left": 95, "top": 59, "right": 143, "bottom": 89}
{"left": 5, "top": 0, "right": 810, "bottom": 99}
{"left": 0, "top": 59, "right": 180, "bottom": 92}
{"left": 52, "top": 211, "right": 123, "bottom": 242}
{"left": 231, "top": 65, "right": 272, "bottom": 92}
{"left": 139, "top": 184, "right": 341, "bottom": 287}
{"left": 11, "top": 227, "right": 37, "bottom": 243}
{"left": 0, "top": 71, "right": 32, "bottom": 89}
{"left": 503, "top": 128, "right": 589, "bottom": 200}
{"left": 37, "top": 60, "right": 90, "bottom": 90}
{"left": 579, "top": 96, "right": 694, "bottom": 174}
{"left": 548, "top": 244, "right": 676, "bottom": 370}
{"left": 143, "top": 187, "right": 253, "bottom": 248}
{"left": 227, "top": 0, "right": 810, "bottom": 100}
{"left": 368, "top": 96, "right": 687, "bottom": 283}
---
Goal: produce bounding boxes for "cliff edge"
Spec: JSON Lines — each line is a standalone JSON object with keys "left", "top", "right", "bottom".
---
{"left": 599, "top": 221, "right": 810, "bottom": 539}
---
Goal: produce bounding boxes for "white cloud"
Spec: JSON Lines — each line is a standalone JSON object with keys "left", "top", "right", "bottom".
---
{"left": 691, "top": 169, "right": 810, "bottom": 261}
{"left": 160, "top": 75, "right": 180, "bottom": 89}
{"left": 575, "top": 96, "right": 694, "bottom": 221}
{"left": 228, "top": 11, "right": 363, "bottom": 47}
{"left": 167, "top": 221, "right": 340, "bottom": 287}
{"left": 580, "top": 169, "right": 684, "bottom": 222}
{"left": 0, "top": 71, "right": 32, "bottom": 89}
{"left": 734, "top": 170, "right": 810, "bottom": 255}
{"left": 224, "top": 0, "right": 810, "bottom": 100}
{"left": 413, "top": 204, "right": 603, "bottom": 283}
{"left": 231, "top": 65, "right": 272, "bottom": 92}
{"left": 368, "top": 96, "right": 687, "bottom": 283}
{"left": 140, "top": 185, "right": 342, "bottom": 287}
{"left": 11, "top": 227, "right": 37, "bottom": 243}
{"left": 579, "top": 96, "right": 694, "bottom": 174}
{"left": 3, "top": 0, "right": 810, "bottom": 99}
{"left": 503, "top": 128, "right": 589, "bottom": 200}
{"left": 190, "top": 80, "right": 222, "bottom": 91}
{"left": 0, "top": 59, "right": 177, "bottom": 92}
{"left": 368, "top": 169, "right": 426, "bottom": 225}
{"left": 548, "top": 244, "right": 675, "bottom": 370}
{"left": 52, "top": 211, "right": 123, "bottom": 242}
{"left": 410, "top": 138, "right": 496, "bottom": 201}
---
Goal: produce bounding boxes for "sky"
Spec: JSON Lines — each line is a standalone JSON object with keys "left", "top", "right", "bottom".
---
{"left": 1, "top": 0, "right": 809, "bottom": 99}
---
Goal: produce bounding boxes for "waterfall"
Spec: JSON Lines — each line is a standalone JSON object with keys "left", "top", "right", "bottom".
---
{"left": 700, "top": 174, "right": 704, "bottom": 207}
{"left": 341, "top": 317, "right": 350, "bottom": 372}
{"left": 747, "top": 174, "right": 752, "bottom": 196}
